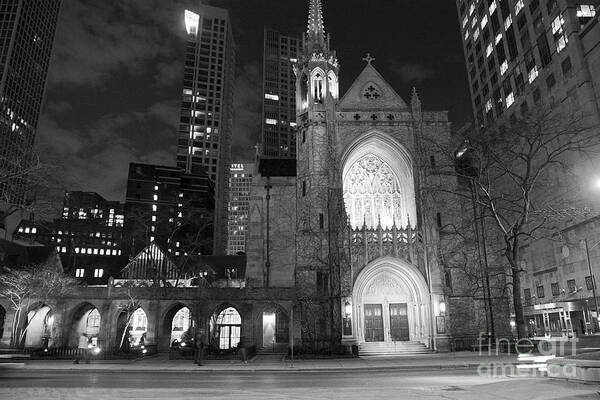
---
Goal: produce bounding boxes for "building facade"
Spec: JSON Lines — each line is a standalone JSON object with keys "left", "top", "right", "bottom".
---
{"left": 262, "top": 29, "right": 301, "bottom": 158}
{"left": 124, "top": 163, "right": 215, "bottom": 257}
{"left": 226, "top": 163, "right": 254, "bottom": 255}
{"left": 0, "top": 0, "right": 62, "bottom": 205}
{"left": 0, "top": 0, "right": 494, "bottom": 356}
{"left": 177, "top": 6, "right": 236, "bottom": 255}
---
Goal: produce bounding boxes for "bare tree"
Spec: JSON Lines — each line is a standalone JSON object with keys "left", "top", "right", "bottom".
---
{"left": 0, "top": 262, "right": 78, "bottom": 348}
{"left": 425, "top": 108, "right": 600, "bottom": 338}
{"left": 117, "top": 291, "right": 141, "bottom": 351}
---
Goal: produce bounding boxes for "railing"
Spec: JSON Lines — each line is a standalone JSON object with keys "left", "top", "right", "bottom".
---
{"left": 348, "top": 222, "right": 421, "bottom": 267}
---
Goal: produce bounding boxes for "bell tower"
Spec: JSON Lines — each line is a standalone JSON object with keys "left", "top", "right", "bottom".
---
{"left": 294, "top": 0, "right": 343, "bottom": 343}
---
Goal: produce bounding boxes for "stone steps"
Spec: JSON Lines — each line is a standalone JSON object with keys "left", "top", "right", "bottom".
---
{"left": 359, "top": 341, "right": 432, "bottom": 356}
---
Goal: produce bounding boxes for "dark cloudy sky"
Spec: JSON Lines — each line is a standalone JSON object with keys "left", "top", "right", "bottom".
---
{"left": 36, "top": 0, "right": 471, "bottom": 202}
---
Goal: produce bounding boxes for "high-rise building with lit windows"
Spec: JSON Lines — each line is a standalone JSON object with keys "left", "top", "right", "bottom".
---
{"left": 262, "top": 29, "right": 301, "bottom": 158}
{"left": 178, "top": 6, "right": 236, "bottom": 255}
{"left": 0, "top": 0, "right": 62, "bottom": 205}
{"left": 226, "top": 163, "right": 253, "bottom": 255}
{"left": 124, "top": 163, "right": 215, "bottom": 257}
{"left": 456, "top": 0, "right": 600, "bottom": 128}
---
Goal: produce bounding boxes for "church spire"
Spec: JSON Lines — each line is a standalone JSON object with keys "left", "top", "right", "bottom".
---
{"left": 307, "top": 0, "right": 327, "bottom": 53}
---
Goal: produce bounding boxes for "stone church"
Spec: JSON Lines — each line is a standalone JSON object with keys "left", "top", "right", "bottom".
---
{"left": 246, "top": 0, "right": 457, "bottom": 353}
{"left": 1, "top": 0, "right": 504, "bottom": 355}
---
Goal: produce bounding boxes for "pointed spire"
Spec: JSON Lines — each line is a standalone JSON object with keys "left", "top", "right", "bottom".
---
{"left": 411, "top": 87, "right": 421, "bottom": 107}
{"left": 307, "top": 0, "right": 327, "bottom": 53}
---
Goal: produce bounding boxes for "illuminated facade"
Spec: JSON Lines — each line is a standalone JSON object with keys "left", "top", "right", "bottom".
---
{"left": 226, "top": 163, "right": 253, "bottom": 255}
{"left": 178, "top": 6, "right": 236, "bottom": 255}
{"left": 261, "top": 29, "right": 301, "bottom": 158}
{"left": 0, "top": 0, "right": 62, "bottom": 204}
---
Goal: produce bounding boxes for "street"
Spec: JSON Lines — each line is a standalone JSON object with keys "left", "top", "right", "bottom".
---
{"left": 0, "top": 368, "right": 598, "bottom": 399}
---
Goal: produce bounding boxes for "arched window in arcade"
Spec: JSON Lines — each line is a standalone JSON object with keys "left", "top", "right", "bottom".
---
{"left": 170, "top": 307, "right": 192, "bottom": 344}
{"left": 216, "top": 307, "right": 241, "bottom": 350}
{"left": 343, "top": 154, "right": 411, "bottom": 229}
{"left": 312, "top": 71, "right": 324, "bottom": 103}
{"left": 328, "top": 71, "right": 338, "bottom": 99}
{"left": 129, "top": 308, "right": 147, "bottom": 347}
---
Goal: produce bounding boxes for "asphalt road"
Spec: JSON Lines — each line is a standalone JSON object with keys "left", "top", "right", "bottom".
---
{"left": 0, "top": 369, "right": 598, "bottom": 399}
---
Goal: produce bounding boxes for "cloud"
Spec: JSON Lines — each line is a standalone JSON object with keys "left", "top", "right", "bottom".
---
{"left": 390, "top": 62, "right": 435, "bottom": 84}
{"left": 45, "top": 101, "right": 73, "bottom": 114}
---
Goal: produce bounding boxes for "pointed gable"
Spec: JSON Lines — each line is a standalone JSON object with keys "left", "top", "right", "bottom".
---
{"left": 338, "top": 63, "right": 408, "bottom": 111}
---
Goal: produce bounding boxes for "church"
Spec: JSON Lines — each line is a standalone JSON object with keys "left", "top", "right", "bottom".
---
{"left": 1, "top": 0, "right": 506, "bottom": 356}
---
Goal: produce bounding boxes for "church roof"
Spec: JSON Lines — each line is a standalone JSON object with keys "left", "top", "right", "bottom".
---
{"left": 258, "top": 157, "right": 297, "bottom": 177}
{"left": 338, "top": 60, "right": 408, "bottom": 111}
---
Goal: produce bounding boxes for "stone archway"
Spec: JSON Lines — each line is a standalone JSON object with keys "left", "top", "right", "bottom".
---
{"left": 161, "top": 303, "right": 193, "bottom": 350}
{"left": 24, "top": 304, "right": 53, "bottom": 348}
{"left": 68, "top": 302, "right": 101, "bottom": 348}
{"left": 351, "top": 257, "right": 430, "bottom": 346}
{"left": 256, "top": 303, "right": 289, "bottom": 351}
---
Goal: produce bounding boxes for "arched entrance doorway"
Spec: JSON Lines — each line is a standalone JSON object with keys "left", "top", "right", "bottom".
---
{"left": 163, "top": 305, "right": 192, "bottom": 347}
{"left": 352, "top": 257, "right": 430, "bottom": 345}
{"left": 24, "top": 304, "right": 53, "bottom": 348}
{"left": 212, "top": 307, "right": 241, "bottom": 350}
{"left": 116, "top": 307, "right": 147, "bottom": 351}
{"left": 70, "top": 303, "right": 101, "bottom": 348}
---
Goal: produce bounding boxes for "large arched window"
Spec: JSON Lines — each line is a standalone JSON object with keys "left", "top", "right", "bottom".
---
{"left": 311, "top": 70, "right": 324, "bottom": 103}
{"left": 300, "top": 73, "right": 309, "bottom": 110}
{"left": 216, "top": 307, "right": 241, "bottom": 349}
{"left": 342, "top": 135, "right": 417, "bottom": 230}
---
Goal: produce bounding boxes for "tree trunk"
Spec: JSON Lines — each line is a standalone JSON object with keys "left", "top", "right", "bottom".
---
{"left": 511, "top": 267, "right": 527, "bottom": 338}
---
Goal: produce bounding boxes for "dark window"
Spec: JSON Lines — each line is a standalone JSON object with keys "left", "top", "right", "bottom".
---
{"left": 445, "top": 269, "right": 452, "bottom": 292}
{"left": 524, "top": 288, "right": 532, "bottom": 302}
{"left": 567, "top": 279, "right": 577, "bottom": 293}
{"left": 536, "top": 285, "right": 545, "bottom": 298}
{"left": 302, "top": 130, "right": 306, "bottom": 143}
{"left": 319, "top": 213, "right": 324, "bottom": 229}
{"left": 302, "top": 181, "right": 306, "bottom": 196}
{"left": 529, "top": 0, "right": 540, "bottom": 15}
{"left": 533, "top": 87, "right": 541, "bottom": 103}
{"left": 561, "top": 57, "right": 572, "bottom": 76}
{"left": 546, "top": 73, "right": 556, "bottom": 90}
{"left": 316, "top": 271, "right": 329, "bottom": 296}
{"left": 586, "top": 275, "right": 596, "bottom": 290}
{"left": 520, "top": 100, "right": 529, "bottom": 114}
{"left": 551, "top": 282, "right": 560, "bottom": 296}
{"left": 430, "top": 155, "right": 436, "bottom": 169}
{"left": 436, "top": 212, "right": 442, "bottom": 228}
{"left": 537, "top": 34, "right": 552, "bottom": 67}
{"left": 547, "top": 0, "right": 557, "bottom": 14}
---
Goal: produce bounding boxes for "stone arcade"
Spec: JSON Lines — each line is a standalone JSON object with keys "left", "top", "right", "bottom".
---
{"left": 0, "top": 0, "right": 478, "bottom": 355}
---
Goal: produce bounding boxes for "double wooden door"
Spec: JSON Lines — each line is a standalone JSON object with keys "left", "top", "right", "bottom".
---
{"left": 364, "top": 303, "right": 409, "bottom": 342}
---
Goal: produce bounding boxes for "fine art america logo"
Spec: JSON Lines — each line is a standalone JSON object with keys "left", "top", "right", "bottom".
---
{"left": 475, "top": 333, "right": 577, "bottom": 378}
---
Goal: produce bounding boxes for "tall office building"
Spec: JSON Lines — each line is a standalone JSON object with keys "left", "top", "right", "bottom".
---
{"left": 178, "top": 6, "right": 236, "bottom": 255}
{"left": 456, "top": 0, "right": 600, "bottom": 127}
{"left": 124, "top": 163, "right": 215, "bottom": 257}
{"left": 0, "top": 0, "right": 62, "bottom": 204}
{"left": 261, "top": 29, "right": 301, "bottom": 158}
{"left": 226, "top": 163, "right": 253, "bottom": 255}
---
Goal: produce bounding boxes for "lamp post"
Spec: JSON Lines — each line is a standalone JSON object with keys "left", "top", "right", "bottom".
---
{"left": 584, "top": 238, "right": 600, "bottom": 332}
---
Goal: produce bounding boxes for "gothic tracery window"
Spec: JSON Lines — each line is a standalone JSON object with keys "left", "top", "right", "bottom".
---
{"left": 343, "top": 154, "right": 408, "bottom": 229}
{"left": 312, "top": 72, "right": 324, "bottom": 103}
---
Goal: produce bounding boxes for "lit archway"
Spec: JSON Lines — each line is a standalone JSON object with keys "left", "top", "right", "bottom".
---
{"left": 213, "top": 307, "right": 241, "bottom": 350}
{"left": 260, "top": 304, "right": 289, "bottom": 350}
{"left": 117, "top": 307, "right": 147, "bottom": 351}
{"left": 342, "top": 132, "right": 417, "bottom": 229}
{"left": 24, "top": 305, "right": 53, "bottom": 348}
{"left": 170, "top": 307, "right": 192, "bottom": 345}
{"left": 351, "top": 257, "right": 430, "bottom": 345}
{"left": 69, "top": 303, "right": 101, "bottom": 347}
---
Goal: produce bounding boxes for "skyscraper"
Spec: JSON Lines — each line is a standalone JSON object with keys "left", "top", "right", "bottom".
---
{"left": 0, "top": 0, "right": 62, "bottom": 204}
{"left": 226, "top": 163, "right": 253, "bottom": 255}
{"left": 261, "top": 29, "right": 301, "bottom": 158}
{"left": 178, "top": 6, "right": 235, "bottom": 255}
{"left": 455, "top": 0, "right": 600, "bottom": 128}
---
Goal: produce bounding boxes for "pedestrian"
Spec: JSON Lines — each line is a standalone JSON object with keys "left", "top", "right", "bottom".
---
{"left": 193, "top": 332, "right": 205, "bottom": 366}
{"left": 73, "top": 333, "right": 90, "bottom": 364}
{"left": 238, "top": 337, "right": 247, "bottom": 364}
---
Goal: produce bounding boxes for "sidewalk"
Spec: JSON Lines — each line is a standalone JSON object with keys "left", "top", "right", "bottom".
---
{"left": 0, "top": 351, "right": 520, "bottom": 373}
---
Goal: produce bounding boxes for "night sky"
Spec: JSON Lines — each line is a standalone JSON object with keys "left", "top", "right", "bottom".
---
{"left": 37, "top": 0, "right": 471, "bottom": 202}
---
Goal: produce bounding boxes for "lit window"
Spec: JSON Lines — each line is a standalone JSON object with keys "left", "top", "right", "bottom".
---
{"left": 265, "top": 93, "right": 279, "bottom": 101}
{"left": 464, "top": 30, "right": 470, "bottom": 41}
{"left": 504, "top": 15, "right": 512, "bottom": 30}
{"left": 75, "top": 269, "right": 85, "bottom": 278}
{"left": 577, "top": 5, "right": 596, "bottom": 18}
{"left": 152, "top": 215, "right": 157, "bottom": 222}
{"left": 18, "top": 227, "right": 23, "bottom": 233}
{"left": 481, "top": 14, "right": 488, "bottom": 29}
{"left": 489, "top": 0, "right": 497, "bottom": 14}
{"left": 151, "top": 226, "right": 155, "bottom": 232}
{"left": 87, "top": 248, "right": 93, "bottom": 255}
{"left": 179, "top": 193, "right": 184, "bottom": 198}
{"left": 154, "top": 185, "right": 158, "bottom": 191}
{"left": 495, "top": 33, "right": 502, "bottom": 44}
{"left": 100, "top": 249, "right": 105, "bottom": 255}
{"left": 150, "top": 236, "right": 155, "bottom": 242}
{"left": 485, "top": 99, "right": 493, "bottom": 112}
{"left": 469, "top": 2, "right": 475, "bottom": 16}
{"left": 75, "top": 247, "right": 80, "bottom": 254}
{"left": 515, "top": 0, "right": 524, "bottom": 15}
{"left": 31, "top": 227, "right": 37, "bottom": 234}
{"left": 528, "top": 66, "right": 539, "bottom": 83}
{"left": 25, "top": 227, "right": 30, "bottom": 233}
{"left": 62, "top": 247, "right": 67, "bottom": 253}
{"left": 500, "top": 60, "right": 508, "bottom": 75}
{"left": 471, "top": 17, "right": 478, "bottom": 29}
{"left": 266, "top": 118, "right": 277, "bottom": 125}
{"left": 474, "top": 28, "right": 480, "bottom": 40}
{"left": 93, "top": 248, "right": 98, "bottom": 255}
{"left": 152, "top": 205, "right": 157, "bottom": 212}
{"left": 94, "top": 268, "right": 104, "bottom": 278}
{"left": 153, "top": 194, "right": 158, "bottom": 201}
{"left": 112, "top": 249, "right": 118, "bottom": 255}
{"left": 506, "top": 92, "right": 515, "bottom": 108}
{"left": 462, "top": 14, "right": 468, "bottom": 28}
{"left": 552, "top": 15, "right": 568, "bottom": 53}
{"left": 486, "top": 43, "right": 493, "bottom": 57}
